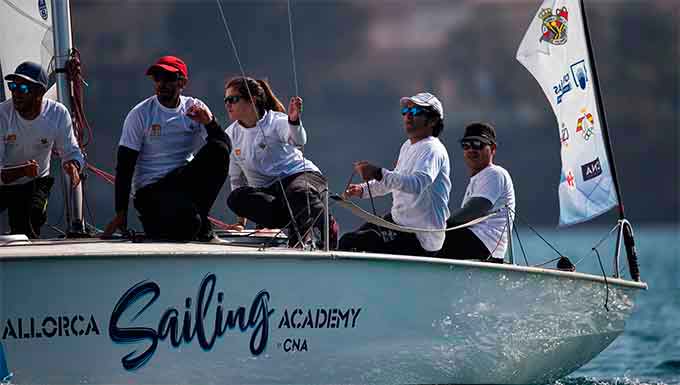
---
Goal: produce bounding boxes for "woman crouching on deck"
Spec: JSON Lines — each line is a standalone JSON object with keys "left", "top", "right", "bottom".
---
{"left": 224, "top": 76, "right": 338, "bottom": 248}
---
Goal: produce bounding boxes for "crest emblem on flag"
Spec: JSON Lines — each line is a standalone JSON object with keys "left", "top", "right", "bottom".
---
{"left": 576, "top": 109, "right": 595, "bottom": 140}
{"left": 539, "top": 7, "right": 569, "bottom": 45}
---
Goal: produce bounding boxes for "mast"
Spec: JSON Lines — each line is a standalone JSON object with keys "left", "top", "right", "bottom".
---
{"left": 580, "top": 0, "right": 640, "bottom": 281}
{"left": 52, "top": 0, "right": 86, "bottom": 236}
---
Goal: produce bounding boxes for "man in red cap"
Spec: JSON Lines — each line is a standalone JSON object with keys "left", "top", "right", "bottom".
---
{"left": 103, "top": 56, "right": 232, "bottom": 241}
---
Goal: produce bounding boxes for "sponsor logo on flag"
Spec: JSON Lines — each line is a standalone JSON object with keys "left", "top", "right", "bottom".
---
{"left": 570, "top": 60, "right": 589, "bottom": 90}
{"left": 553, "top": 73, "right": 573, "bottom": 104}
{"left": 576, "top": 109, "right": 595, "bottom": 140}
{"left": 539, "top": 7, "right": 569, "bottom": 45}
{"left": 38, "top": 0, "right": 48, "bottom": 20}
{"left": 560, "top": 123, "right": 570, "bottom": 148}
{"left": 581, "top": 158, "right": 603, "bottom": 181}
{"left": 566, "top": 169, "right": 576, "bottom": 189}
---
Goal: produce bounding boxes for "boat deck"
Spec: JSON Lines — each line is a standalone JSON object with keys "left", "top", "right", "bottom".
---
{"left": 0, "top": 234, "right": 648, "bottom": 290}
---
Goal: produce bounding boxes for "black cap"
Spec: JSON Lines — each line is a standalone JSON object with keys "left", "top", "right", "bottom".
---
{"left": 461, "top": 122, "right": 496, "bottom": 145}
{"left": 4, "top": 61, "right": 48, "bottom": 90}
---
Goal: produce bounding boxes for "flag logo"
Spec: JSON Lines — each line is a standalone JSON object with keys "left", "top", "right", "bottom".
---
{"left": 566, "top": 170, "right": 576, "bottom": 189}
{"left": 570, "top": 60, "right": 589, "bottom": 90}
{"left": 539, "top": 7, "right": 569, "bottom": 45}
{"left": 38, "top": 0, "right": 48, "bottom": 20}
{"left": 560, "top": 123, "right": 570, "bottom": 148}
{"left": 576, "top": 109, "right": 595, "bottom": 140}
{"left": 581, "top": 158, "right": 603, "bottom": 181}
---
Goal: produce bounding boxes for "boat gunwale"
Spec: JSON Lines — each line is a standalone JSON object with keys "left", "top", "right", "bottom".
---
{"left": 0, "top": 238, "right": 648, "bottom": 291}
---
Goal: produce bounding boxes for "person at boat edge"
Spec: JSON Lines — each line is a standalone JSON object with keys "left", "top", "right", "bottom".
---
{"left": 339, "top": 92, "right": 450, "bottom": 257}
{"left": 102, "top": 55, "right": 231, "bottom": 241}
{"left": 438, "top": 122, "right": 515, "bottom": 263}
{"left": 223, "top": 76, "right": 339, "bottom": 249}
{"left": 0, "top": 61, "right": 84, "bottom": 238}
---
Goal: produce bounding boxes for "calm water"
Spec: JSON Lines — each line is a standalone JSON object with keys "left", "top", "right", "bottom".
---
{"left": 515, "top": 224, "right": 680, "bottom": 385}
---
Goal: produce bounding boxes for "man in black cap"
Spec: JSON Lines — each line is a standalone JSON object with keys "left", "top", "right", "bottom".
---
{"left": 0, "top": 61, "right": 84, "bottom": 238}
{"left": 439, "top": 122, "right": 515, "bottom": 262}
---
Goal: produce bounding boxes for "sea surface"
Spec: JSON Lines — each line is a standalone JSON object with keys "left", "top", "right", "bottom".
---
{"left": 515, "top": 224, "right": 680, "bottom": 385}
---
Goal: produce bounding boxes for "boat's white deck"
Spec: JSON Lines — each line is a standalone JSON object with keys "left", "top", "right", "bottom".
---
{"left": 0, "top": 237, "right": 648, "bottom": 290}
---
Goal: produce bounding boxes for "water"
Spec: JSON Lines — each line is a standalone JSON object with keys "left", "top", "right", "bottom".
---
{"left": 516, "top": 224, "right": 680, "bottom": 385}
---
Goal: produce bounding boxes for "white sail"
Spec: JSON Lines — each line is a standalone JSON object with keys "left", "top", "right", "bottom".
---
{"left": 0, "top": 0, "right": 55, "bottom": 100}
{"left": 516, "top": 0, "right": 618, "bottom": 226}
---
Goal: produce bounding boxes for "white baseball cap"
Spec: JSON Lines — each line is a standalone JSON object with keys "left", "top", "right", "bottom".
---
{"left": 400, "top": 92, "right": 444, "bottom": 120}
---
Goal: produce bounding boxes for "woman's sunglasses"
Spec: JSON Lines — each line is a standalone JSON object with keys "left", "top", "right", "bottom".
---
{"left": 401, "top": 106, "right": 427, "bottom": 116}
{"left": 224, "top": 95, "right": 243, "bottom": 105}
{"left": 8, "top": 82, "right": 31, "bottom": 95}
{"left": 461, "top": 140, "right": 487, "bottom": 150}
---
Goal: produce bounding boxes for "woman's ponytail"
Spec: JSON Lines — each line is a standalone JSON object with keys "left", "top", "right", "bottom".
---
{"left": 256, "top": 79, "right": 286, "bottom": 113}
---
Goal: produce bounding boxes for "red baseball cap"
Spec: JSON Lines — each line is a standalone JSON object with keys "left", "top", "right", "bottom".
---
{"left": 146, "top": 56, "right": 188, "bottom": 78}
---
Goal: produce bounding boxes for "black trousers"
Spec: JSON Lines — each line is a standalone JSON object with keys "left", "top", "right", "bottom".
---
{"left": 338, "top": 213, "right": 436, "bottom": 257}
{"left": 437, "top": 223, "right": 493, "bottom": 260}
{"left": 0, "top": 176, "right": 54, "bottom": 239}
{"left": 227, "top": 171, "right": 327, "bottom": 246}
{"left": 134, "top": 139, "right": 230, "bottom": 241}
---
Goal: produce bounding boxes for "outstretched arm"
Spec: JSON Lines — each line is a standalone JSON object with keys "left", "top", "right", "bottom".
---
{"left": 102, "top": 145, "right": 138, "bottom": 237}
{"left": 448, "top": 197, "right": 493, "bottom": 226}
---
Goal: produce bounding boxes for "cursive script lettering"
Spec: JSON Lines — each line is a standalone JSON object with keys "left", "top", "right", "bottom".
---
{"left": 109, "top": 273, "right": 275, "bottom": 370}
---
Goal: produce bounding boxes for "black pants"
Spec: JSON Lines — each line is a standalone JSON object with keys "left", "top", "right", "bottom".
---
{"left": 0, "top": 176, "right": 54, "bottom": 239}
{"left": 437, "top": 223, "right": 494, "bottom": 260}
{"left": 227, "top": 171, "right": 327, "bottom": 246}
{"left": 134, "top": 139, "right": 230, "bottom": 241}
{"left": 338, "top": 213, "right": 436, "bottom": 257}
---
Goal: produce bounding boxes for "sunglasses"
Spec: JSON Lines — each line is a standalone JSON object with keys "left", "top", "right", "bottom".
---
{"left": 461, "top": 140, "right": 487, "bottom": 150}
{"left": 7, "top": 82, "right": 31, "bottom": 95}
{"left": 224, "top": 95, "right": 243, "bottom": 105}
{"left": 401, "top": 106, "right": 428, "bottom": 116}
{"left": 152, "top": 71, "right": 182, "bottom": 83}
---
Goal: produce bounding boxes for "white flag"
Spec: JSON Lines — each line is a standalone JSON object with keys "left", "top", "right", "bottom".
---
{"left": 516, "top": 0, "right": 618, "bottom": 226}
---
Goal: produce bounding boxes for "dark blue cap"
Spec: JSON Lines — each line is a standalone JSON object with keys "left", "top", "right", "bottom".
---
{"left": 4, "top": 61, "right": 48, "bottom": 90}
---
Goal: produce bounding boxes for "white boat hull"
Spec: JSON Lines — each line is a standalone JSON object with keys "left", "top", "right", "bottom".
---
{"left": 0, "top": 241, "right": 645, "bottom": 384}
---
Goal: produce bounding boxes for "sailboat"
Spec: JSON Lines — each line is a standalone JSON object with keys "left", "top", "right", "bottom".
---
{"left": 0, "top": 0, "right": 646, "bottom": 384}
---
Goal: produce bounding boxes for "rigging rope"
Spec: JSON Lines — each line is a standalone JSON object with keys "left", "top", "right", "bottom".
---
{"left": 331, "top": 195, "right": 497, "bottom": 234}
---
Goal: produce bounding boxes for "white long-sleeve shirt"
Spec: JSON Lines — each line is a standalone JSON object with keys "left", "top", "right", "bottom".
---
{"left": 364, "top": 136, "right": 451, "bottom": 251}
{"left": 0, "top": 98, "right": 84, "bottom": 186}
{"left": 226, "top": 110, "right": 320, "bottom": 189}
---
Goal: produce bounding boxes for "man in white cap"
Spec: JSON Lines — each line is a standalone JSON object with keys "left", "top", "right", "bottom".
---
{"left": 339, "top": 92, "right": 451, "bottom": 257}
{"left": 0, "top": 61, "right": 84, "bottom": 238}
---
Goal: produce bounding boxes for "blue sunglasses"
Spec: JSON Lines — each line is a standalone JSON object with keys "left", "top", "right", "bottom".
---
{"left": 401, "top": 106, "right": 427, "bottom": 116}
{"left": 8, "top": 82, "right": 31, "bottom": 95}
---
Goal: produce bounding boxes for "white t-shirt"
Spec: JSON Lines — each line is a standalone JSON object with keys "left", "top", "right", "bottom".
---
{"left": 462, "top": 164, "right": 516, "bottom": 259}
{"left": 0, "top": 98, "right": 84, "bottom": 186}
{"left": 226, "top": 110, "right": 320, "bottom": 189}
{"left": 119, "top": 95, "right": 209, "bottom": 192}
{"left": 365, "top": 136, "right": 451, "bottom": 252}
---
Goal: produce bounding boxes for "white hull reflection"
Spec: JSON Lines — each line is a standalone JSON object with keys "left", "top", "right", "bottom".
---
{"left": 0, "top": 240, "right": 645, "bottom": 384}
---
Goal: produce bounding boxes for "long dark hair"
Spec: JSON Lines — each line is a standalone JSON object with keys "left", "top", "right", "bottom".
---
{"left": 225, "top": 76, "right": 285, "bottom": 118}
